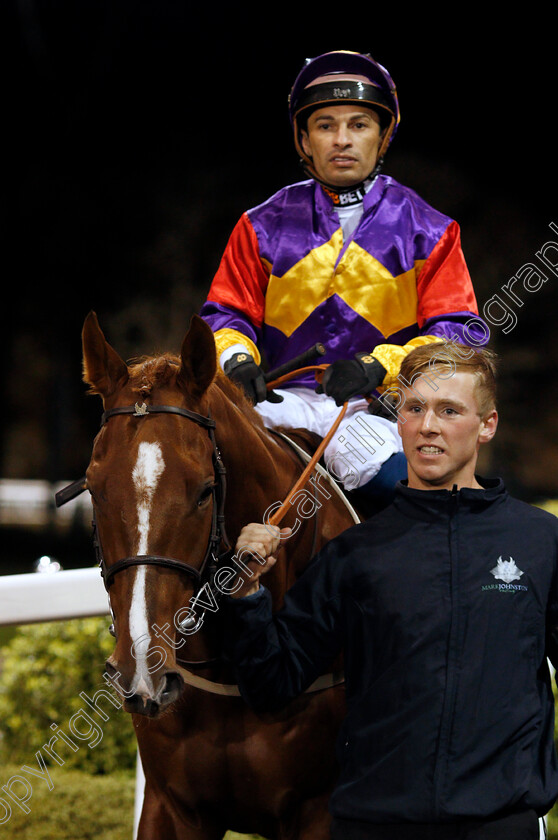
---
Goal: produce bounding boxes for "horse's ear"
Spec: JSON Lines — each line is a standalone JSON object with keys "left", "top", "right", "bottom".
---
{"left": 82, "top": 311, "right": 129, "bottom": 397}
{"left": 177, "top": 315, "right": 217, "bottom": 400}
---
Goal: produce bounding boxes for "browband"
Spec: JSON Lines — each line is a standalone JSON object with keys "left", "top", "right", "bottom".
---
{"left": 101, "top": 402, "right": 216, "bottom": 430}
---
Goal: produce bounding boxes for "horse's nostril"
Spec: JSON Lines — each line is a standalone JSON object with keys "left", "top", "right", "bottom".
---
{"left": 161, "top": 671, "right": 183, "bottom": 700}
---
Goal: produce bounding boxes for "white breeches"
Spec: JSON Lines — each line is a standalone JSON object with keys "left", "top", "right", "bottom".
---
{"left": 255, "top": 387, "right": 403, "bottom": 490}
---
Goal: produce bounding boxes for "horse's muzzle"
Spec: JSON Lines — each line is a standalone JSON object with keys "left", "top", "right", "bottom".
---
{"left": 105, "top": 660, "right": 184, "bottom": 718}
{"left": 127, "top": 671, "right": 184, "bottom": 717}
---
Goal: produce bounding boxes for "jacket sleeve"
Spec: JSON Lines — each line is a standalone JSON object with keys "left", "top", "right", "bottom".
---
{"left": 223, "top": 549, "right": 345, "bottom": 712}
{"left": 370, "top": 221, "right": 489, "bottom": 385}
{"left": 545, "top": 522, "right": 558, "bottom": 673}
{"left": 200, "top": 213, "right": 271, "bottom": 365}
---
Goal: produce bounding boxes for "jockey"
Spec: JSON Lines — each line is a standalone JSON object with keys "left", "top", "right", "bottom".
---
{"left": 200, "top": 50, "right": 489, "bottom": 502}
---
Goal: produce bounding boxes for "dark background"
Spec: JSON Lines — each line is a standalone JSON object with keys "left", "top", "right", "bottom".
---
{"left": 2, "top": 4, "right": 557, "bottom": 571}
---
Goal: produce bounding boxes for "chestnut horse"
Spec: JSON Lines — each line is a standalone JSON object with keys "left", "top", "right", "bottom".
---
{"left": 80, "top": 311, "right": 360, "bottom": 840}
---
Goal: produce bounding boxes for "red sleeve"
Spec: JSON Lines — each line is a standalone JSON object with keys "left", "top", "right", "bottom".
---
{"left": 416, "top": 221, "right": 479, "bottom": 328}
{"left": 206, "top": 213, "right": 270, "bottom": 329}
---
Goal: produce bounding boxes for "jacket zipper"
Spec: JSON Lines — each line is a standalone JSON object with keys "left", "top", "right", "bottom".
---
{"left": 432, "top": 484, "right": 461, "bottom": 817}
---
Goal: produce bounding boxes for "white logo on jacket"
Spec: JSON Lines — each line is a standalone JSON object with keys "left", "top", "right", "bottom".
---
{"left": 490, "top": 557, "right": 524, "bottom": 583}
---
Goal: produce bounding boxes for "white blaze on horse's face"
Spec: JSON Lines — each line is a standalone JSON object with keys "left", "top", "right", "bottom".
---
{"left": 129, "top": 442, "right": 165, "bottom": 695}
{"left": 133, "top": 441, "right": 165, "bottom": 554}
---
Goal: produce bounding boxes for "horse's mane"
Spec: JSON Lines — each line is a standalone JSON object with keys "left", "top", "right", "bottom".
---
{"left": 127, "top": 354, "right": 268, "bottom": 429}
{"left": 126, "top": 354, "right": 322, "bottom": 456}
{"left": 212, "top": 369, "right": 267, "bottom": 426}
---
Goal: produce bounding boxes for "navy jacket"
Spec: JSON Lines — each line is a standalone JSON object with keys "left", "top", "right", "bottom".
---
{"left": 224, "top": 479, "right": 558, "bottom": 824}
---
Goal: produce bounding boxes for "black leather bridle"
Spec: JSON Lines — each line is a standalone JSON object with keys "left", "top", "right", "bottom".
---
{"left": 56, "top": 401, "right": 231, "bottom": 595}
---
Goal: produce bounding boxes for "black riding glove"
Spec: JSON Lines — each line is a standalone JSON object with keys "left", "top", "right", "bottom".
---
{"left": 223, "top": 352, "right": 283, "bottom": 405}
{"left": 316, "top": 353, "right": 386, "bottom": 406}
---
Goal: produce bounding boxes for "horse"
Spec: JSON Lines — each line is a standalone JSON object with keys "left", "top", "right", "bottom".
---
{"left": 79, "top": 310, "right": 361, "bottom": 840}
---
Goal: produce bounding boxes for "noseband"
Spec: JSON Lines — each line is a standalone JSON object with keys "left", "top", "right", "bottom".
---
{"left": 56, "top": 401, "right": 230, "bottom": 595}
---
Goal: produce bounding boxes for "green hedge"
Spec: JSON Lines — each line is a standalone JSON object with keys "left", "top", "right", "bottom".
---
{"left": 0, "top": 618, "right": 136, "bottom": 774}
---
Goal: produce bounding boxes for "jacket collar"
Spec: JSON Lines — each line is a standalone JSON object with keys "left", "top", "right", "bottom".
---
{"left": 392, "top": 477, "right": 507, "bottom": 522}
{"left": 315, "top": 173, "right": 387, "bottom": 217}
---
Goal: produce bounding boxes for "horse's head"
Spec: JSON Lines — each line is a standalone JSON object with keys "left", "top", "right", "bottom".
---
{"left": 82, "top": 311, "right": 222, "bottom": 717}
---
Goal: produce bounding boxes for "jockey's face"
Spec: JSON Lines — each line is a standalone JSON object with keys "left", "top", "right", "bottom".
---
{"left": 397, "top": 371, "right": 498, "bottom": 492}
{"left": 301, "top": 105, "right": 384, "bottom": 188}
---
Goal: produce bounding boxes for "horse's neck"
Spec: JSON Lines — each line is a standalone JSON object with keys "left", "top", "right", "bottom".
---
{"left": 205, "top": 382, "right": 354, "bottom": 600}
{"left": 207, "top": 384, "right": 296, "bottom": 531}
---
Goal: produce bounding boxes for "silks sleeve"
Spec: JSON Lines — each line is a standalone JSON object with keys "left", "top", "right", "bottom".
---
{"left": 416, "top": 220, "right": 479, "bottom": 327}
{"left": 372, "top": 221, "right": 487, "bottom": 386}
{"left": 201, "top": 213, "right": 271, "bottom": 365}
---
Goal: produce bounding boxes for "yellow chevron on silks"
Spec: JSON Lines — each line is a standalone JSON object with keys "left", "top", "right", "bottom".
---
{"left": 264, "top": 234, "right": 426, "bottom": 339}
{"left": 337, "top": 243, "right": 426, "bottom": 338}
{"left": 264, "top": 230, "right": 345, "bottom": 337}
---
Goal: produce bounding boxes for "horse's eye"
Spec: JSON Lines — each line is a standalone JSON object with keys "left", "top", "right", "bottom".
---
{"left": 197, "top": 484, "right": 215, "bottom": 507}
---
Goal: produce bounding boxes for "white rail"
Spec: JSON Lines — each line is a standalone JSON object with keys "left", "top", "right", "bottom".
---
{"left": 0, "top": 566, "right": 108, "bottom": 624}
